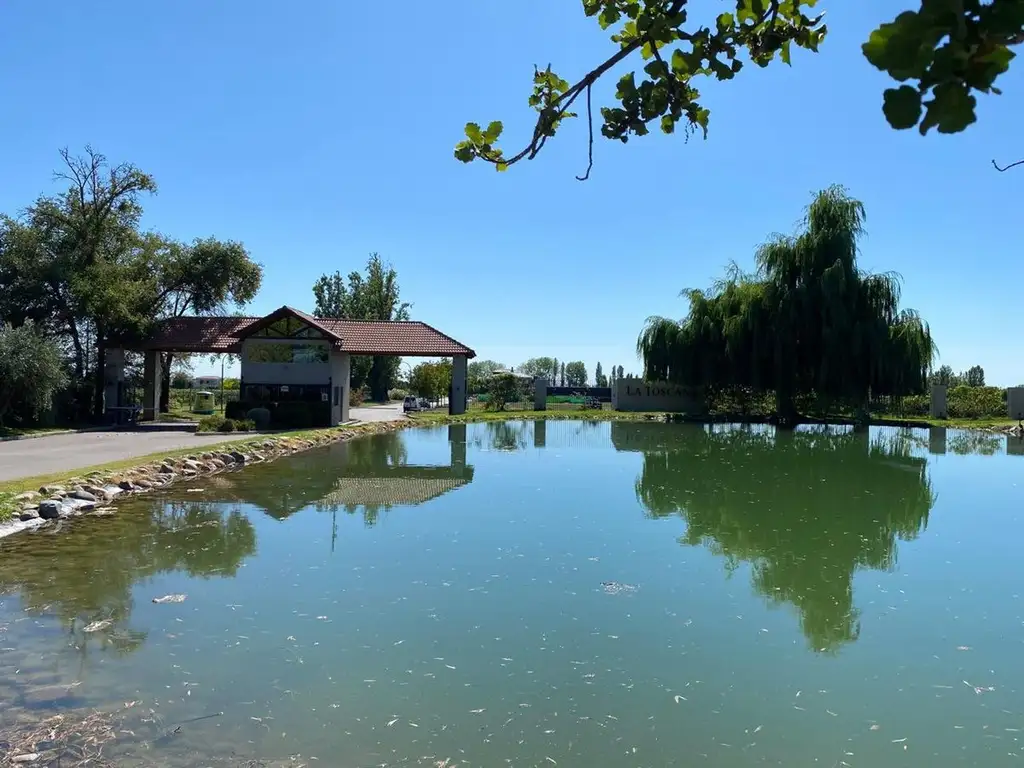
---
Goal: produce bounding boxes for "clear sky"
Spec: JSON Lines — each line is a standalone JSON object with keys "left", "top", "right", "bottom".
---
{"left": 1, "top": 1, "right": 1020, "bottom": 384}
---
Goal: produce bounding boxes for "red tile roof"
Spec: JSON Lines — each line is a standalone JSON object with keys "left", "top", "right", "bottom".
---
{"left": 134, "top": 306, "right": 475, "bottom": 358}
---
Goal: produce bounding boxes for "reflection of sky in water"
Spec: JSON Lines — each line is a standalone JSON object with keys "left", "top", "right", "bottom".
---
{"left": 0, "top": 423, "right": 1021, "bottom": 766}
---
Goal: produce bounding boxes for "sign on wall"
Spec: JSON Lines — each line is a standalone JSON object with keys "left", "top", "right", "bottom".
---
{"left": 611, "top": 379, "right": 705, "bottom": 413}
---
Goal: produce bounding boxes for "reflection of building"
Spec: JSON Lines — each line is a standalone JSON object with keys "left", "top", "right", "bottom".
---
{"left": 205, "top": 427, "right": 474, "bottom": 520}
{"left": 1008, "top": 437, "right": 1024, "bottom": 457}
{"left": 928, "top": 426, "right": 946, "bottom": 455}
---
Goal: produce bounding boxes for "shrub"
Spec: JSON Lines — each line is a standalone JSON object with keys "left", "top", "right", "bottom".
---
{"left": 349, "top": 387, "right": 366, "bottom": 407}
{"left": 246, "top": 407, "right": 272, "bottom": 430}
{"left": 389, "top": 388, "right": 409, "bottom": 401}
{"left": 197, "top": 415, "right": 227, "bottom": 432}
{"left": 217, "top": 418, "right": 236, "bottom": 433}
{"left": 234, "top": 419, "right": 256, "bottom": 432}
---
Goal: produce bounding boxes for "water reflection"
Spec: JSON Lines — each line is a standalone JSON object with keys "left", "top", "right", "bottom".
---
{"left": 613, "top": 422, "right": 935, "bottom": 653}
{"left": 194, "top": 428, "right": 475, "bottom": 527}
{"left": 0, "top": 502, "right": 255, "bottom": 657}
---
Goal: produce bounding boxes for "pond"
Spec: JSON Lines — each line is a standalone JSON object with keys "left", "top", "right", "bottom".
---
{"left": 0, "top": 421, "right": 1022, "bottom": 767}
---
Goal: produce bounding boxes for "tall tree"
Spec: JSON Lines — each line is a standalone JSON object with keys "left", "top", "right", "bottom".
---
{"left": 930, "top": 364, "right": 959, "bottom": 387}
{"left": 312, "top": 253, "right": 411, "bottom": 401}
{"left": 454, "top": 1, "right": 1022, "bottom": 177}
{"left": 551, "top": 357, "right": 559, "bottom": 383}
{"left": 638, "top": 186, "right": 935, "bottom": 424}
{"left": 964, "top": 364, "right": 986, "bottom": 387}
{"left": 595, "top": 361, "right": 607, "bottom": 387}
{"left": 519, "top": 357, "right": 557, "bottom": 378}
{"left": 0, "top": 321, "right": 69, "bottom": 427}
{"left": 150, "top": 235, "right": 262, "bottom": 411}
{"left": 565, "top": 361, "right": 589, "bottom": 387}
{"left": 616, "top": 365, "right": 625, "bottom": 381}
{"left": 559, "top": 362, "right": 566, "bottom": 386}
{"left": 0, "top": 147, "right": 158, "bottom": 418}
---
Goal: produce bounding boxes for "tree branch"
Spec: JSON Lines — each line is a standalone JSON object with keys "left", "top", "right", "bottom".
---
{"left": 992, "top": 158, "right": 1024, "bottom": 172}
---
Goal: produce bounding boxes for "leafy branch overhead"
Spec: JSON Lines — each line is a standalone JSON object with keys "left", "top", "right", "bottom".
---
{"left": 455, "top": 0, "right": 1021, "bottom": 177}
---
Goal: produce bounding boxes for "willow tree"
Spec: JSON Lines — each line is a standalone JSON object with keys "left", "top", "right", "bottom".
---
{"left": 638, "top": 186, "right": 935, "bottom": 423}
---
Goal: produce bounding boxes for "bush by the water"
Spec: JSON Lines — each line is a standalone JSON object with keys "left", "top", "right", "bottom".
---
{"left": 196, "top": 416, "right": 256, "bottom": 433}
{"left": 388, "top": 388, "right": 409, "bottom": 401}
{"left": 880, "top": 385, "right": 1007, "bottom": 420}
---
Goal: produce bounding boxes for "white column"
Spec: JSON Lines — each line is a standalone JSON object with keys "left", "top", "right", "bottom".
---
{"left": 929, "top": 385, "right": 947, "bottom": 419}
{"left": 450, "top": 355, "right": 468, "bottom": 415}
{"left": 330, "top": 351, "right": 352, "bottom": 426}
{"left": 103, "top": 348, "right": 125, "bottom": 414}
{"left": 534, "top": 378, "right": 548, "bottom": 411}
{"left": 1007, "top": 387, "right": 1024, "bottom": 420}
{"left": 143, "top": 350, "right": 163, "bottom": 421}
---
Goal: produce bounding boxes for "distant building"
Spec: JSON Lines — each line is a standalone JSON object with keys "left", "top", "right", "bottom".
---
{"left": 192, "top": 376, "right": 222, "bottom": 390}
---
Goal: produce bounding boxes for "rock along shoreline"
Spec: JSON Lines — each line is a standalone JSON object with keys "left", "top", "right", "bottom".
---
{"left": 0, "top": 420, "right": 406, "bottom": 541}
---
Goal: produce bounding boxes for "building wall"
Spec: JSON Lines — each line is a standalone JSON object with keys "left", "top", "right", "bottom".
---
{"left": 240, "top": 339, "right": 331, "bottom": 385}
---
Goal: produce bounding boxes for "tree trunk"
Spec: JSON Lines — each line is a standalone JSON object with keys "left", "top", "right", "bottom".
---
{"left": 369, "top": 356, "right": 389, "bottom": 402}
{"left": 160, "top": 352, "right": 173, "bottom": 413}
{"left": 92, "top": 333, "right": 106, "bottom": 421}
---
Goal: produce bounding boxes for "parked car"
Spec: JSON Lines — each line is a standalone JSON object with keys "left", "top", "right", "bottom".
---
{"left": 403, "top": 396, "right": 421, "bottom": 413}
{"left": 418, "top": 397, "right": 431, "bottom": 410}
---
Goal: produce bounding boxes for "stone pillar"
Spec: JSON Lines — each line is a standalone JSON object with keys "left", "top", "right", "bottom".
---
{"left": 143, "top": 350, "right": 163, "bottom": 421}
{"left": 534, "top": 378, "right": 548, "bottom": 411}
{"left": 330, "top": 350, "right": 351, "bottom": 426}
{"left": 103, "top": 348, "right": 125, "bottom": 415}
{"left": 533, "top": 420, "right": 547, "bottom": 448}
{"left": 1007, "top": 387, "right": 1024, "bottom": 420}
{"left": 929, "top": 385, "right": 947, "bottom": 419}
{"left": 928, "top": 426, "right": 947, "bottom": 455}
{"left": 450, "top": 355, "right": 468, "bottom": 415}
{"left": 448, "top": 423, "right": 467, "bottom": 469}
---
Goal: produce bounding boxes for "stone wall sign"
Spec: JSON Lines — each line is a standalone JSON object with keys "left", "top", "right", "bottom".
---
{"left": 611, "top": 379, "right": 705, "bottom": 413}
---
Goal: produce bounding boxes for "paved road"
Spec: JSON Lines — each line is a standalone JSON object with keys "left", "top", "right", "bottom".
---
{"left": 350, "top": 403, "right": 407, "bottom": 422}
{"left": 0, "top": 403, "right": 412, "bottom": 483}
{"left": 0, "top": 431, "right": 275, "bottom": 483}
{"left": 0, "top": 404, "right": 413, "bottom": 483}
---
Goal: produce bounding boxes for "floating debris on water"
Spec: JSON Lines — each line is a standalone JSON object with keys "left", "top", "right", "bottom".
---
{"left": 601, "top": 581, "right": 638, "bottom": 595}
{"left": 152, "top": 594, "right": 187, "bottom": 604}
{"left": 83, "top": 619, "right": 112, "bottom": 633}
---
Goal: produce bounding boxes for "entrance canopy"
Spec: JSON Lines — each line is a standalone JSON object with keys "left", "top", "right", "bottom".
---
{"left": 128, "top": 305, "right": 476, "bottom": 358}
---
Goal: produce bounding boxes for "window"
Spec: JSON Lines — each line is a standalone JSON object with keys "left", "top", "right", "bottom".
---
{"left": 244, "top": 384, "right": 329, "bottom": 403}
{"left": 245, "top": 342, "right": 328, "bottom": 364}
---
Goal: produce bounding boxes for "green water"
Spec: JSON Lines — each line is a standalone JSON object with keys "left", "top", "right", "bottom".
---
{"left": 1, "top": 421, "right": 1022, "bottom": 766}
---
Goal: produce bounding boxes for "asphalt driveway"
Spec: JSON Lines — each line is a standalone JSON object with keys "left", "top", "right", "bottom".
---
{"left": 0, "top": 430, "right": 272, "bottom": 483}
{"left": 0, "top": 404, "right": 411, "bottom": 483}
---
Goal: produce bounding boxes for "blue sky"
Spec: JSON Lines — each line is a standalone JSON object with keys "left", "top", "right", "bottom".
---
{"left": 1, "top": 1, "right": 1020, "bottom": 384}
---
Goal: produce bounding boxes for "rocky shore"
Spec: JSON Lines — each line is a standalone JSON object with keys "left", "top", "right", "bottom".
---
{"left": 0, "top": 421, "right": 405, "bottom": 540}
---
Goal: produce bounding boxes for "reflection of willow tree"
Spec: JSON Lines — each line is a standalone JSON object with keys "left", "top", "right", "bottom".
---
{"left": 947, "top": 431, "right": 1003, "bottom": 456}
{"left": 0, "top": 501, "right": 256, "bottom": 656}
{"left": 632, "top": 425, "right": 934, "bottom": 653}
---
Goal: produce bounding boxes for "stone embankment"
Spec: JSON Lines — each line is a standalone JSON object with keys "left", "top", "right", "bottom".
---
{"left": 994, "top": 423, "right": 1024, "bottom": 438}
{"left": 0, "top": 422, "right": 403, "bottom": 539}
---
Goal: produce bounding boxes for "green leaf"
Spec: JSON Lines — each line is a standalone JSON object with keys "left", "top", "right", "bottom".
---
{"left": 780, "top": 40, "right": 791, "bottom": 65}
{"left": 484, "top": 121, "right": 504, "bottom": 143}
{"left": 671, "top": 49, "right": 688, "bottom": 75}
{"left": 464, "top": 122, "right": 484, "bottom": 143}
{"left": 495, "top": 162, "right": 509, "bottom": 172}
{"left": 453, "top": 143, "right": 475, "bottom": 163}
{"left": 716, "top": 12, "right": 735, "bottom": 34}
{"left": 920, "top": 82, "right": 977, "bottom": 135}
{"left": 882, "top": 85, "right": 922, "bottom": 130}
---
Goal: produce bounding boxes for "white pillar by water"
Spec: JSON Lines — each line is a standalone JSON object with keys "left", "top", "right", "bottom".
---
{"left": 534, "top": 378, "right": 548, "bottom": 411}
{"left": 143, "top": 350, "right": 163, "bottom": 421}
{"left": 929, "top": 385, "right": 947, "bottom": 419}
{"left": 450, "top": 355, "right": 468, "bottom": 415}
